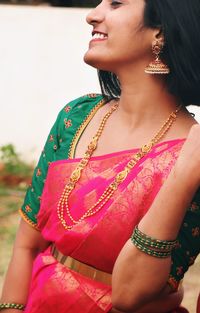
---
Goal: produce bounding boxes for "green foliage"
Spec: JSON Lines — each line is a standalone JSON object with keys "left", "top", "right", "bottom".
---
{"left": 0, "top": 144, "right": 33, "bottom": 177}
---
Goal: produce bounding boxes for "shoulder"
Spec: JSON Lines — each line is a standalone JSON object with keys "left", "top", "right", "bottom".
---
{"left": 53, "top": 93, "right": 105, "bottom": 130}
{"left": 59, "top": 93, "right": 105, "bottom": 119}
{"left": 52, "top": 93, "right": 105, "bottom": 134}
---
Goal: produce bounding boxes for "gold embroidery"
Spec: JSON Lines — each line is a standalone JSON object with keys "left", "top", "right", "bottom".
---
{"left": 36, "top": 168, "right": 41, "bottom": 177}
{"left": 64, "top": 105, "right": 71, "bottom": 113}
{"left": 42, "top": 255, "right": 55, "bottom": 265}
{"left": 52, "top": 264, "right": 79, "bottom": 292}
{"left": 19, "top": 208, "right": 39, "bottom": 230}
{"left": 64, "top": 119, "right": 72, "bottom": 128}
{"left": 176, "top": 266, "right": 183, "bottom": 276}
{"left": 190, "top": 202, "right": 199, "bottom": 212}
{"left": 167, "top": 275, "right": 179, "bottom": 291}
{"left": 49, "top": 134, "right": 54, "bottom": 142}
{"left": 192, "top": 227, "right": 200, "bottom": 237}
{"left": 87, "top": 93, "right": 97, "bottom": 98}
{"left": 25, "top": 205, "right": 32, "bottom": 212}
{"left": 189, "top": 256, "right": 196, "bottom": 265}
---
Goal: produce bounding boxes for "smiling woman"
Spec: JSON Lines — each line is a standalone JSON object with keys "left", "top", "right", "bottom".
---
{"left": 0, "top": 1, "right": 200, "bottom": 313}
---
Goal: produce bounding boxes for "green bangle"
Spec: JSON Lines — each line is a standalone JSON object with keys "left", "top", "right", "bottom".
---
{"left": 131, "top": 226, "right": 177, "bottom": 258}
{"left": 0, "top": 303, "right": 25, "bottom": 311}
{"left": 133, "top": 231, "right": 175, "bottom": 251}
{"left": 134, "top": 226, "right": 177, "bottom": 247}
{"left": 131, "top": 237, "right": 172, "bottom": 258}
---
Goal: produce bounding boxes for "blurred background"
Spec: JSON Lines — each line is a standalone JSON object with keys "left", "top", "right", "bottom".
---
{"left": 0, "top": 1, "right": 199, "bottom": 312}
{"left": 0, "top": 0, "right": 98, "bottom": 7}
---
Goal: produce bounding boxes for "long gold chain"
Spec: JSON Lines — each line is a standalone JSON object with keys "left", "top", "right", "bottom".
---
{"left": 57, "top": 102, "right": 181, "bottom": 230}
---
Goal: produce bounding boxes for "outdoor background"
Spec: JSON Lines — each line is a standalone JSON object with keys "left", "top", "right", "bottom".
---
{"left": 0, "top": 2, "right": 199, "bottom": 312}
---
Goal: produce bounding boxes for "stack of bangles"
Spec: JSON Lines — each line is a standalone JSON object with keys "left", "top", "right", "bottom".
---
{"left": 131, "top": 225, "right": 177, "bottom": 258}
{"left": 0, "top": 303, "right": 25, "bottom": 311}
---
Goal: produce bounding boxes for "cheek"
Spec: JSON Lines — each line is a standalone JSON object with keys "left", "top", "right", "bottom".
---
{"left": 83, "top": 16, "right": 152, "bottom": 70}
{"left": 109, "top": 29, "right": 150, "bottom": 61}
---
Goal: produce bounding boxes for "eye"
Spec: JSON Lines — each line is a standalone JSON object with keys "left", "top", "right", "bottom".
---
{"left": 110, "top": 1, "right": 122, "bottom": 7}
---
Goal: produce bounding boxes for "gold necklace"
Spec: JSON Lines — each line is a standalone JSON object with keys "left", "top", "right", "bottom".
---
{"left": 57, "top": 102, "right": 181, "bottom": 230}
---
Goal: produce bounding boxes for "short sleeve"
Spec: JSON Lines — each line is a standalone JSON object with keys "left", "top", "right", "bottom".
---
{"left": 167, "top": 189, "right": 200, "bottom": 291}
{"left": 19, "top": 94, "right": 104, "bottom": 230}
{"left": 19, "top": 109, "right": 64, "bottom": 230}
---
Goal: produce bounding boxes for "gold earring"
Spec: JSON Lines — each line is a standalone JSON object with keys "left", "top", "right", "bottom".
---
{"left": 145, "top": 40, "right": 170, "bottom": 75}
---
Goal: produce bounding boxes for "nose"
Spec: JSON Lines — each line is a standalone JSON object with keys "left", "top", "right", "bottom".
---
{"left": 86, "top": 2, "right": 104, "bottom": 26}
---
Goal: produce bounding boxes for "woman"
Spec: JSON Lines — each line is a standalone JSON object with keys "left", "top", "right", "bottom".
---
{"left": 0, "top": 0, "right": 200, "bottom": 312}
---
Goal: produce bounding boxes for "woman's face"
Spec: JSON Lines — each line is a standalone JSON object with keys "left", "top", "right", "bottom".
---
{"left": 84, "top": 0, "right": 155, "bottom": 73}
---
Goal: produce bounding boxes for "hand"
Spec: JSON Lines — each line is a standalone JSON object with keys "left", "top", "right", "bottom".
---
{"left": 174, "top": 124, "right": 200, "bottom": 188}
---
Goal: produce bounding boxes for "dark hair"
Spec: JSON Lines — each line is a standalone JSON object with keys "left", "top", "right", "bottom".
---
{"left": 98, "top": 0, "right": 200, "bottom": 106}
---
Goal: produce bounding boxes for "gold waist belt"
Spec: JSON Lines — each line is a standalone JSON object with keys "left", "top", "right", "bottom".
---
{"left": 50, "top": 244, "right": 112, "bottom": 285}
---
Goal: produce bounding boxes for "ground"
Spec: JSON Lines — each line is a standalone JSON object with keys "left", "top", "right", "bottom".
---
{"left": 0, "top": 187, "right": 199, "bottom": 312}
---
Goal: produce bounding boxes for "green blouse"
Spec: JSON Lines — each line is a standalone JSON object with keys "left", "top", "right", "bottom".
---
{"left": 19, "top": 94, "right": 200, "bottom": 291}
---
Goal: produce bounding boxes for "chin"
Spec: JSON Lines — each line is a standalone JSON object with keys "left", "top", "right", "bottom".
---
{"left": 84, "top": 51, "right": 102, "bottom": 69}
{"left": 84, "top": 50, "right": 115, "bottom": 72}
{"left": 84, "top": 53, "right": 98, "bottom": 69}
{"left": 84, "top": 49, "right": 113, "bottom": 71}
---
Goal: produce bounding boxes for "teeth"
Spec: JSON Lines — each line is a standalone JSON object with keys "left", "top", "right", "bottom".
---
{"left": 93, "top": 33, "right": 107, "bottom": 40}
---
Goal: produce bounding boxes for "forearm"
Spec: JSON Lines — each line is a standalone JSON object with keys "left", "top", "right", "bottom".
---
{"left": 111, "top": 285, "right": 183, "bottom": 313}
{"left": 138, "top": 165, "right": 198, "bottom": 239}
{"left": 112, "top": 166, "right": 199, "bottom": 311}
{"left": 130, "top": 284, "right": 183, "bottom": 313}
{"left": 0, "top": 219, "right": 49, "bottom": 312}
{"left": 0, "top": 246, "right": 37, "bottom": 306}
{"left": 112, "top": 243, "right": 172, "bottom": 311}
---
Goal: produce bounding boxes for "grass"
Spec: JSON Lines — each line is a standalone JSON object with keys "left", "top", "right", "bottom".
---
{"left": 0, "top": 188, "right": 25, "bottom": 218}
{"left": 0, "top": 187, "right": 9, "bottom": 197}
{"left": 0, "top": 214, "right": 19, "bottom": 277}
{"left": 0, "top": 186, "right": 23, "bottom": 282}
{"left": 0, "top": 186, "right": 199, "bottom": 312}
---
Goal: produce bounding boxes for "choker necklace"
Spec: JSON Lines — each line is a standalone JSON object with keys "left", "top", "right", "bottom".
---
{"left": 57, "top": 102, "right": 182, "bottom": 230}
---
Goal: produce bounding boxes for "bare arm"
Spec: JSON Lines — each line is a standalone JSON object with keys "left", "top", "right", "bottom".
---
{"left": 111, "top": 285, "right": 183, "bottom": 313}
{"left": 112, "top": 125, "right": 200, "bottom": 312}
{"left": 0, "top": 219, "right": 49, "bottom": 312}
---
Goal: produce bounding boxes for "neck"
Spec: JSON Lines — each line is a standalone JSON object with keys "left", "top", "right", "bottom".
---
{"left": 116, "top": 71, "right": 179, "bottom": 129}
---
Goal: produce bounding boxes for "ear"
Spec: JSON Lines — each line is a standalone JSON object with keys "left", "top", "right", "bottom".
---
{"left": 153, "top": 28, "right": 165, "bottom": 45}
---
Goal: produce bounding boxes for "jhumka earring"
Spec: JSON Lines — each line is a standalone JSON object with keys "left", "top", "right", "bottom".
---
{"left": 145, "top": 40, "right": 170, "bottom": 75}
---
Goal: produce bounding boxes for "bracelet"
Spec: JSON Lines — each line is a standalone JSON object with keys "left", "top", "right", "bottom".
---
{"left": 134, "top": 228, "right": 177, "bottom": 251}
{"left": 134, "top": 226, "right": 177, "bottom": 248}
{"left": 0, "top": 303, "right": 25, "bottom": 311}
{"left": 131, "top": 226, "right": 177, "bottom": 258}
{"left": 131, "top": 237, "right": 172, "bottom": 258}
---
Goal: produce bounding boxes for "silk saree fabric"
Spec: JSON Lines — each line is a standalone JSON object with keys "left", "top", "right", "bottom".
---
{"left": 19, "top": 95, "right": 200, "bottom": 312}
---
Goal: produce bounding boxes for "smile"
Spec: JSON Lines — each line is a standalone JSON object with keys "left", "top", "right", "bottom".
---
{"left": 91, "top": 31, "right": 108, "bottom": 41}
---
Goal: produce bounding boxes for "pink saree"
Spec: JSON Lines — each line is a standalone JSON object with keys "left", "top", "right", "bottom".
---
{"left": 24, "top": 139, "right": 188, "bottom": 313}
